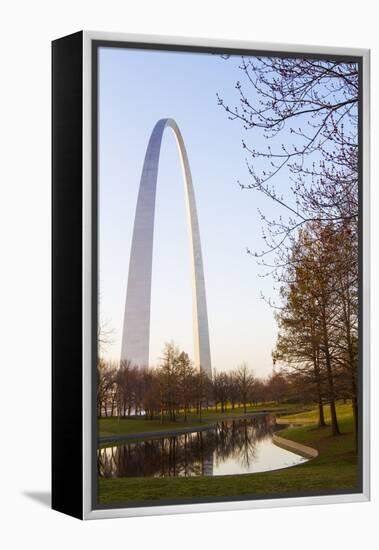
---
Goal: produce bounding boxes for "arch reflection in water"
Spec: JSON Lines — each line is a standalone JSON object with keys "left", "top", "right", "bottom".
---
{"left": 98, "top": 416, "right": 308, "bottom": 479}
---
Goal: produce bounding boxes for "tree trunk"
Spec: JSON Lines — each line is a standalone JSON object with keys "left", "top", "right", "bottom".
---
{"left": 314, "top": 346, "right": 326, "bottom": 427}
{"left": 322, "top": 308, "right": 340, "bottom": 435}
{"left": 318, "top": 401, "right": 326, "bottom": 427}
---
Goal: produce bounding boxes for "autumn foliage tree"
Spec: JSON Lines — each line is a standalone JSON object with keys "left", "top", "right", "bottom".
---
{"left": 273, "top": 222, "right": 358, "bottom": 440}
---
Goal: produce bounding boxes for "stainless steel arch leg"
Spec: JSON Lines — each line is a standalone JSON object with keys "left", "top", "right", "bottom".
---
{"left": 120, "top": 118, "right": 212, "bottom": 377}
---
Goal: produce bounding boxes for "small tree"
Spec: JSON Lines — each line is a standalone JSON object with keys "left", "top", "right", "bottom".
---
{"left": 177, "top": 351, "right": 194, "bottom": 421}
{"left": 236, "top": 363, "right": 254, "bottom": 414}
{"left": 159, "top": 342, "right": 181, "bottom": 422}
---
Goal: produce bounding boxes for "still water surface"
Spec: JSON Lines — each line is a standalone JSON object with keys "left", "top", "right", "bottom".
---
{"left": 98, "top": 416, "right": 307, "bottom": 479}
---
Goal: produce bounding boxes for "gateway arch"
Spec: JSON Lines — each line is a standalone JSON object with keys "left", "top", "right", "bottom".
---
{"left": 120, "top": 118, "right": 212, "bottom": 377}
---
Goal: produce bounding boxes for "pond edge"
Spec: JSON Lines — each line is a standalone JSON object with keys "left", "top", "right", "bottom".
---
{"left": 98, "top": 412, "right": 271, "bottom": 445}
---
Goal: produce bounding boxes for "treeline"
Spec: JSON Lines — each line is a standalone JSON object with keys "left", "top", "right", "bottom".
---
{"left": 97, "top": 343, "right": 290, "bottom": 422}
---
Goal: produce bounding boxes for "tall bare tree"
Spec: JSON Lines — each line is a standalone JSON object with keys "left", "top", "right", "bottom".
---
{"left": 217, "top": 56, "right": 358, "bottom": 260}
{"left": 236, "top": 363, "right": 255, "bottom": 414}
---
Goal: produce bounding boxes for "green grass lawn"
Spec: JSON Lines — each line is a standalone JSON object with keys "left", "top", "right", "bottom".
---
{"left": 99, "top": 417, "right": 208, "bottom": 438}
{"left": 98, "top": 405, "right": 358, "bottom": 505}
{"left": 279, "top": 401, "right": 354, "bottom": 423}
{"left": 189, "top": 401, "right": 300, "bottom": 417}
{"left": 98, "top": 402, "right": 301, "bottom": 439}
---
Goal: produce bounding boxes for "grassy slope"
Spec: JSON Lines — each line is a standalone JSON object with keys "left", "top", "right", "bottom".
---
{"left": 279, "top": 402, "right": 353, "bottom": 423}
{"left": 98, "top": 405, "right": 358, "bottom": 505}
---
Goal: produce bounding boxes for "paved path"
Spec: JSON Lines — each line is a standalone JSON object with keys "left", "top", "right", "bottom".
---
{"left": 272, "top": 433, "right": 319, "bottom": 458}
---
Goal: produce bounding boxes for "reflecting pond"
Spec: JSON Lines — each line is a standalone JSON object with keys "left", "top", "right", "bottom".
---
{"left": 98, "top": 416, "right": 308, "bottom": 479}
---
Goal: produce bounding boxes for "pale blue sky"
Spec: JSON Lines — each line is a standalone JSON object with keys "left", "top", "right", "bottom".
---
{"left": 98, "top": 46, "right": 287, "bottom": 377}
